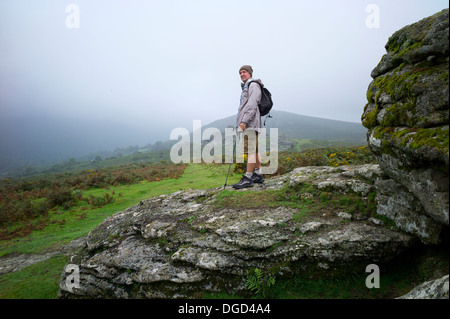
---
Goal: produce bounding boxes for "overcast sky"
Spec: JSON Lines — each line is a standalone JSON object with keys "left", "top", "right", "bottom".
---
{"left": 1, "top": 0, "right": 448, "bottom": 149}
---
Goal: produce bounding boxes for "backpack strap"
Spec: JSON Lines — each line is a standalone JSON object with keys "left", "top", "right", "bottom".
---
{"left": 247, "top": 81, "right": 261, "bottom": 89}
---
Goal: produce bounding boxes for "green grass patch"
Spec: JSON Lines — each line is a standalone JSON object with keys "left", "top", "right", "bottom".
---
{"left": 211, "top": 182, "right": 378, "bottom": 224}
{"left": 0, "top": 255, "right": 67, "bottom": 299}
{"left": 0, "top": 163, "right": 241, "bottom": 256}
{"left": 0, "top": 163, "right": 242, "bottom": 299}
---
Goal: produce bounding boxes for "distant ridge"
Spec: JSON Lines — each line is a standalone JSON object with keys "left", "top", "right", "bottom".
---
{"left": 204, "top": 110, "right": 367, "bottom": 144}
{"left": 0, "top": 110, "right": 367, "bottom": 178}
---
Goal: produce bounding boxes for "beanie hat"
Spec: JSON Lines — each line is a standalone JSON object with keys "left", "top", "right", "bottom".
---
{"left": 239, "top": 65, "right": 253, "bottom": 76}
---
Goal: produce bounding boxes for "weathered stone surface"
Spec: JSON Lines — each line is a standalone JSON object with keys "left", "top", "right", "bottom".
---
{"left": 371, "top": 9, "right": 449, "bottom": 79}
{"left": 287, "top": 164, "right": 445, "bottom": 243}
{"left": 361, "top": 9, "right": 449, "bottom": 241}
{"left": 289, "top": 164, "right": 384, "bottom": 196}
{"left": 361, "top": 10, "right": 450, "bottom": 299}
{"left": 58, "top": 165, "right": 416, "bottom": 299}
{"left": 397, "top": 274, "right": 449, "bottom": 299}
{"left": 376, "top": 179, "right": 444, "bottom": 244}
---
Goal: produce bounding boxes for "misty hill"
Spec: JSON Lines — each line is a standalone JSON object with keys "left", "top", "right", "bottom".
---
{"left": 0, "top": 115, "right": 171, "bottom": 175}
{"left": 205, "top": 110, "right": 367, "bottom": 144}
{"left": 0, "top": 110, "right": 368, "bottom": 178}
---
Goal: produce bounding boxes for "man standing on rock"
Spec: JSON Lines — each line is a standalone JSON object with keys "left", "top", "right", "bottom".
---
{"left": 233, "top": 65, "right": 265, "bottom": 189}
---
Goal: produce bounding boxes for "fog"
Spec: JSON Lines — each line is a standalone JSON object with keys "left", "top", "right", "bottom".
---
{"left": 0, "top": 0, "right": 448, "bottom": 167}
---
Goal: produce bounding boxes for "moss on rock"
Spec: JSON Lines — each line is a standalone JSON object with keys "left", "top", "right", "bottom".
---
{"left": 362, "top": 9, "right": 449, "bottom": 237}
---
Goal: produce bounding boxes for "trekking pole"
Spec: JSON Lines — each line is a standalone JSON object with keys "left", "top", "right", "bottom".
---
{"left": 223, "top": 162, "right": 233, "bottom": 189}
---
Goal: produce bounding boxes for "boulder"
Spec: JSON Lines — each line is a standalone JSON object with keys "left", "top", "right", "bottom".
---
{"left": 289, "top": 164, "right": 383, "bottom": 196}
{"left": 397, "top": 274, "right": 449, "bottom": 299}
{"left": 58, "top": 165, "right": 416, "bottom": 299}
{"left": 361, "top": 9, "right": 449, "bottom": 243}
{"left": 376, "top": 179, "right": 444, "bottom": 244}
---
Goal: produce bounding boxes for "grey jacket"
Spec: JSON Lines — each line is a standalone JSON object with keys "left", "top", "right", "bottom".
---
{"left": 237, "top": 78, "right": 263, "bottom": 133}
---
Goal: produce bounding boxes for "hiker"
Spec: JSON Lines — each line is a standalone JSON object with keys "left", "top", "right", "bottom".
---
{"left": 233, "top": 65, "right": 265, "bottom": 189}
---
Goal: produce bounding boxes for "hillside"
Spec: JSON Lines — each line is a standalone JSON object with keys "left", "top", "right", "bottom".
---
{"left": 205, "top": 110, "right": 367, "bottom": 144}
{"left": 0, "top": 111, "right": 367, "bottom": 179}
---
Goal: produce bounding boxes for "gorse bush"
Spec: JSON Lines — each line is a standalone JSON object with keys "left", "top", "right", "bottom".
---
{"left": 233, "top": 146, "right": 374, "bottom": 176}
{"left": 273, "top": 146, "right": 375, "bottom": 176}
{"left": 0, "top": 198, "right": 51, "bottom": 225}
{"left": 48, "top": 187, "right": 76, "bottom": 208}
{"left": 87, "top": 193, "right": 115, "bottom": 208}
{"left": 62, "top": 162, "right": 187, "bottom": 189}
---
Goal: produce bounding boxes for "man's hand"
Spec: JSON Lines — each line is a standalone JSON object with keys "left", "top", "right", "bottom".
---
{"left": 239, "top": 122, "right": 246, "bottom": 131}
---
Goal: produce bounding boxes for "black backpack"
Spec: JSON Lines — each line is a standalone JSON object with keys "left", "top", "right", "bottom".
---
{"left": 248, "top": 81, "right": 273, "bottom": 120}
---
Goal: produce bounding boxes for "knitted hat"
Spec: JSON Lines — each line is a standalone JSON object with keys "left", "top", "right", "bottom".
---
{"left": 239, "top": 65, "right": 253, "bottom": 76}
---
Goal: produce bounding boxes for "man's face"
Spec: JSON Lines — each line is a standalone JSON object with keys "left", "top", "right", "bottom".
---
{"left": 240, "top": 70, "right": 251, "bottom": 83}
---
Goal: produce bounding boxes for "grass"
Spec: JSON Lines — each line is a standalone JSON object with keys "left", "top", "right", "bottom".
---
{"left": 212, "top": 183, "right": 377, "bottom": 222}
{"left": 292, "top": 139, "right": 363, "bottom": 152}
{"left": 0, "top": 163, "right": 240, "bottom": 256}
{"left": 0, "top": 162, "right": 243, "bottom": 299}
{"left": 0, "top": 255, "right": 67, "bottom": 299}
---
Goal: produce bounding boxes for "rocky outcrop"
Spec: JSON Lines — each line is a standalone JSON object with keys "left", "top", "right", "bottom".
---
{"left": 361, "top": 9, "right": 449, "bottom": 244}
{"left": 397, "top": 274, "right": 449, "bottom": 299}
{"left": 58, "top": 164, "right": 416, "bottom": 299}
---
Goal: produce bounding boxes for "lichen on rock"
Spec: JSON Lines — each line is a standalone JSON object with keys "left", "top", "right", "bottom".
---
{"left": 58, "top": 165, "right": 416, "bottom": 299}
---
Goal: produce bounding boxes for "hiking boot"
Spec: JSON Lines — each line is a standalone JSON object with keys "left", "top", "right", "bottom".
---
{"left": 251, "top": 172, "right": 264, "bottom": 184}
{"left": 232, "top": 175, "right": 254, "bottom": 189}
